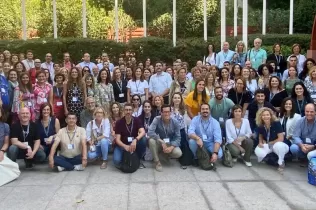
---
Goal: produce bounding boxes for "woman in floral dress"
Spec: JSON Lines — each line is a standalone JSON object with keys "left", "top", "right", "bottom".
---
{"left": 95, "top": 69, "right": 114, "bottom": 113}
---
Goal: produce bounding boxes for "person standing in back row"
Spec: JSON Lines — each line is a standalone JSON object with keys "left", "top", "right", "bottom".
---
{"left": 247, "top": 38, "right": 267, "bottom": 70}
{"left": 216, "top": 42, "right": 235, "bottom": 68}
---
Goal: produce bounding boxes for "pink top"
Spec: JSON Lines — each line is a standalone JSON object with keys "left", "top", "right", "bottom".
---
{"left": 33, "top": 82, "right": 52, "bottom": 112}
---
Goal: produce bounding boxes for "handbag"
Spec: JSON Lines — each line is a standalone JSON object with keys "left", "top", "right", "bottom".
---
{"left": 222, "top": 144, "right": 234, "bottom": 167}
{"left": 0, "top": 155, "right": 21, "bottom": 186}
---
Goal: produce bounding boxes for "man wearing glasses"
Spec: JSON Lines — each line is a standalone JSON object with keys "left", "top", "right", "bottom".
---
{"left": 80, "top": 97, "right": 96, "bottom": 128}
{"left": 97, "top": 53, "right": 114, "bottom": 72}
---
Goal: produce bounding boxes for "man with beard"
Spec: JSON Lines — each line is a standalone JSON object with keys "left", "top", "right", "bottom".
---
{"left": 80, "top": 97, "right": 96, "bottom": 128}
{"left": 209, "top": 87, "right": 234, "bottom": 133}
{"left": 188, "top": 103, "right": 223, "bottom": 164}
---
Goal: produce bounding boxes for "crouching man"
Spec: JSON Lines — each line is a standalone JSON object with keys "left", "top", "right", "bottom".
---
{"left": 148, "top": 104, "right": 182, "bottom": 172}
{"left": 48, "top": 113, "right": 87, "bottom": 172}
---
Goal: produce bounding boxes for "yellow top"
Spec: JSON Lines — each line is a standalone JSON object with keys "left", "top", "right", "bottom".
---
{"left": 184, "top": 91, "right": 210, "bottom": 117}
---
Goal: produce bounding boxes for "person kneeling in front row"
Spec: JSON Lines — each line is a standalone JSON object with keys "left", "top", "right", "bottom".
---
{"left": 255, "top": 107, "right": 289, "bottom": 173}
{"left": 188, "top": 103, "right": 223, "bottom": 165}
{"left": 148, "top": 104, "right": 182, "bottom": 172}
{"left": 48, "top": 113, "right": 87, "bottom": 172}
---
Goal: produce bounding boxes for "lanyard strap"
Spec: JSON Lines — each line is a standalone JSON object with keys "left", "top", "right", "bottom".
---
{"left": 234, "top": 120, "right": 243, "bottom": 137}
{"left": 297, "top": 99, "right": 305, "bottom": 115}
{"left": 66, "top": 126, "right": 77, "bottom": 143}
{"left": 235, "top": 92, "right": 243, "bottom": 105}
{"left": 305, "top": 120, "right": 316, "bottom": 136}
{"left": 265, "top": 126, "right": 270, "bottom": 143}
{"left": 135, "top": 80, "right": 141, "bottom": 92}
{"left": 42, "top": 118, "right": 51, "bottom": 137}
{"left": 125, "top": 118, "right": 134, "bottom": 136}
{"left": 55, "top": 87, "right": 62, "bottom": 97}
{"left": 21, "top": 123, "right": 30, "bottom": 142}
{"left": 200, "top": 119, "right": 211, "bottom": 135}
{"left": 162, "top": 120, "right": 170, "bottom": 137}
{"left": 116, "top": 81, "right": 122, "bottom": 93}
{"left": 275, "top": 55, "right": 281, "bottom": 64}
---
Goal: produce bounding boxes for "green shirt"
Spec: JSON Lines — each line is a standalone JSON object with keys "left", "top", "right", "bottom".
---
{"left": 248, "top": 48, "right": 267, "bottom": 70}
{"left": 208, "top": 98, "right": 235, "bottom": 121}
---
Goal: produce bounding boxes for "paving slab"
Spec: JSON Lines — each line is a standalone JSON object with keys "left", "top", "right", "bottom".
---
{"left": 216, "top": 163, "right": 257, "bottom": 181}
{"left": 129, "top": 183, "right": 159, "bottom": 210}
{"left": 154, "top": 165, "right": 196, "bottom": 182}
{"left": 191, "top": 167, "right": 221, "bottom": 182}
{"left": 88, "top": 166, "right": 130, "bottom": 184}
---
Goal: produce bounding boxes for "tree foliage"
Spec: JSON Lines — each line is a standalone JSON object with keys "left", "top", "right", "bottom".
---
{"left": 294, "top": 0, "right": 316, "bottom": 34}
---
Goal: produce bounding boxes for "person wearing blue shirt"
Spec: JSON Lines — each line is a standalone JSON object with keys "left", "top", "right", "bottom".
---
{"left": 0, "top": 74, "right": 10, "bottom": 112}
{"left": 97, "top": 53, "right": 114, "bottom": 72}
{"left": 291, "top": 104, "right": 316, "bottom": 163}
{"left": 188, "top": 103, "right": 223, "bottom": 164}
{"left": 216, "top": 42, "right": 235, "bottom": 68}
{"left": 78, "top": 53, "right": 97, "bottom": 74}
{"left": 246, "top": 38, "right": 267, "bottom": 70}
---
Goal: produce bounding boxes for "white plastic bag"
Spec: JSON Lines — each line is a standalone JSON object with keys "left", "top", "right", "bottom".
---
{"left": 0, "top": 155, "right": 21, "bottom": 186}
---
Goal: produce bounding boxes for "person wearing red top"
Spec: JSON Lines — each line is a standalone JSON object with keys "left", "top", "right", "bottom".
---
{"left": 53, "top": 73, "right": 66, "bottom": 127}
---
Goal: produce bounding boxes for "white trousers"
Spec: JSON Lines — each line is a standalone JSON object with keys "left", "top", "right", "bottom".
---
{"left": 255, "top": 142, "right": 289, "bottom": 165}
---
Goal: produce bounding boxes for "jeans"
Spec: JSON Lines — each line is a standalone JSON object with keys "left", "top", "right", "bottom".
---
{"left": 188, "top": 139, "right": 223, "bottom": 159}
{"left": 7, "top": 145, "right": 46, "bottom": 165}
{"left": 113, "top": 137, "right": 146, "bottom": 166}
{"left": 290, "top": 144, "right": 316, "bottom": 160}
{"left": 54, "top": 155, "right": 82, "bottom": 171}
{"left": 88, "top": 138, "right": 110, "bottom": 161}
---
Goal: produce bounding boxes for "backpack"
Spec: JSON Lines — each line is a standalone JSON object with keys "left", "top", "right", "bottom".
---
{"left": 120, "top": 151, "right": 140, "bottom": 173}
{"left": 179, "top": 138, "right": 194, "bottom": 166}
{"left": 196, "top": 146, "right": 216, "bottom": 171}
{"left": 222, "top": 145, "right": 234, "bottom": 167}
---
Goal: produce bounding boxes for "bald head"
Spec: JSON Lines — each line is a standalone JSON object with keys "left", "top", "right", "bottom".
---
{"left": 223, "top": 42, "right": 229, "bottom": 51}
{"left": 19, "top": 107, "right": 31, "bottom": 123}
{"left": 305, "top": 103, "right": 316, "bottom": 121}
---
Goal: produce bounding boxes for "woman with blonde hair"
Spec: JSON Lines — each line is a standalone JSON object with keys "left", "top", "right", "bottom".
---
{"left": 304, "top": 66, "right": 316, "bottom": 102}
{"left": 169, "top": 68, "right": 192, "bottom": 102}
{"left": 204, "top": 72, "right": 217, "bottom": 98}
{"left": 254, "top": 107, "right": 289, "bottom": 172}
{"left": 86, "top": 107, "right": 111, "bottom": 169}
{"left": 233, "top": 41, "right": 247, "bottom": 67}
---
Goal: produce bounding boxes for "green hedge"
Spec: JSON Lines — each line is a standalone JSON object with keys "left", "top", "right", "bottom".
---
{"left": 0, "top": 34, "right": 311, "bottom": 67}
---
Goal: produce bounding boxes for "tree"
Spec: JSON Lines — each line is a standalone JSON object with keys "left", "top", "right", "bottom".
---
{"left": 293, "top": 0, "right": 316, "bottom": 33}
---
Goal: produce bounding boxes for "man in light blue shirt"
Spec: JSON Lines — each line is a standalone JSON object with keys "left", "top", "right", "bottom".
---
{"left": 216, "top": 42, "right": 235, "bottom": 68}
{"left": 149, "top": 61, "right": 172, "bottom": 104}
{"left": 291, "top": 104, "right": 316, "bottom": 162}
{"left": 247, "top": 38, "right": 267, "bottom": 70}
{"left": 78, "top": 53, "right": 97, "bottom": 74}
{"left": 188, "top": 103, "right": 223, "bottom": 163}
{"left": 97, "top": 53, "right": 114, "bottom": 72}
{"left": 41, "top": 53, "right": 54, "bottom": 81}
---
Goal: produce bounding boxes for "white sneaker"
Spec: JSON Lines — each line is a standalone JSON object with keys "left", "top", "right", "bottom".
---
{"left": 244, "top": 160, "right": 252, "bottom": 167}
{"left": 74, "top": 164, "right": 84, "bottom": 171}
{"left": 57, "top": 166, "right": 65, "bottom": 172}
{"left": 233, "top": 158, "right": 238, "bottom": 163}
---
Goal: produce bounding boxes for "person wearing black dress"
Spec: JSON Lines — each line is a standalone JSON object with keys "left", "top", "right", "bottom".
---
{"left": 263, "top": 76, "right": 288, "bottom": 112}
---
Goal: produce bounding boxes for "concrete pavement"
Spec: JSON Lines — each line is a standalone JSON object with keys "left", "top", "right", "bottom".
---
{"left": 0, "top": 157, "right": 315, "bottom": 210}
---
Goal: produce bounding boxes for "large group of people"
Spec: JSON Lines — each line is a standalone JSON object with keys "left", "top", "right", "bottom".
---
{"left": 1, "top": 38, "right": 316, "bottom": 185}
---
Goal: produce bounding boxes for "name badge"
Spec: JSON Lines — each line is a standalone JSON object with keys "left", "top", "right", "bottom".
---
{"left": 128, "top": 137, "right": 133, "bottom": 143}
{"left": 27, "top": 101, "right": 32, "bottom": 107}
{"left": 44, "top": 138, "right": 48, "bottom": 143}
{"left": 311, "top": 94, "right": 316, "bottom": 99}
{"left": 163, "top": 138, "right": 170, "bottom": 143}
{"left": 105, "top": 95, "right": 109, "bottom": 99}
{"left": 67, "top": 144, "right": 74, "bottom": 149}
{"left": 252, "top": 58, "right": 256, "bottom": 62}
{"left": 56, "top": 101, "right": 63, "bottom": 106}
{"left": 306, "top": 138, "right": 312, "bottom": 144}
{"left": 277, "top": 66, "right": 280, "bottom": 70}
{"left": 43, "top": 98, "right": 47, "bottom": 103}
{"left": 23, "top": 142, "right": 29, "bottom": 146}
{"left": 119, "top": 93, "right": 124, "bottom": 98}
{"left": 202, "top": 135, "right": 207, "bottom": 140}
{"left": 72, "top": 97, "right": 78, "bottom": 102}
{"left": 219, "top": 117, "right": 224, "bottom": 123}
{"left": 1, "top": 88, "right": 5, "bottom": 93}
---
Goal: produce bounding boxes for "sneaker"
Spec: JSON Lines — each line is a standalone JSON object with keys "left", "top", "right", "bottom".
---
{"left": 139, "top": 161, "right": 146, "bottom": 169}
{"left": 155, "top": 162, "right": 163, "bottom": 172}
{"left": 181, "top": 165, "right": 187, "bottom": 170}
{"left": 57, "top": 166, "right": 65, "bottom": 172}
{"left": 232, "top": 158, "right": 238, "bottom": 163}
{"left": 243, "top": 160, "right": 252, "bottom": 167}
{"left": 74, "top": 164, "right": 84, "bottom": 171}
{"left": 100, "top": 161, "right": 107, "bottom": 169}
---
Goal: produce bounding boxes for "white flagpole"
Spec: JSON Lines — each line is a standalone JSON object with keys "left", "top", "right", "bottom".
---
{"left": 143, "top": 0, "right": 147, "bottom": 37}
{"left": 220, "top": 0, "right": 226, "bottom": 47}
{"left": 82, "top": 0, "right": 87, "bottom": 38}
{"left": 289, "top": 0, "right": 293, "bottom": 34}
{"left": 21, "top": 0, "right": 27, "bottom": 40}
{"left": 173, "top": 0, "right": 176, "bottom": 47}
{"left": 115, "top": 0, "right": 119, "bottom": 41}
{"left": 234, "top": 0, "right": 237, "bottom": 37}
{"left": 203, "top": 0, "right": 207, "bottom": 41}
{"left": 53, "top": 0, "right": 58, "bottom": 39}
{"left": 242, "top": 0, "right": 248, "bottom": 51}
{"left": 262, "top": 0, "right": 266, "bottom": 35}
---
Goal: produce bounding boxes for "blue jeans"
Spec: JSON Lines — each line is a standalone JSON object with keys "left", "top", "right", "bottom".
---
{"left": 88, "top": 139, "right": 110, "bottom": 161}
{"left": 113, "top": 137, "right": 146, "bottom": 166}
{"left": 7, "top": 145, "right": 46, "bottom": 165}
{"left": 290, "top": 144, "right": 315, "bottom": 160}
{"left": 54, "top": 155, "right": 82, "bottom": 171}
{"left": 188, "top": 139, "right": 223, "bottom": 159}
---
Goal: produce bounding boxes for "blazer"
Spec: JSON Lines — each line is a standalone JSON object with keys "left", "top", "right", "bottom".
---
{"left": 280, "top": 113, "right": 301, "bottom": 139}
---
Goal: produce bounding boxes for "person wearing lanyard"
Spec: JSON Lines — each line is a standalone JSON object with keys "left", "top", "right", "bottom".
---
{"left": 291, "top": 82, "right": 313, "bottom": 117}
{"left": 48, "top": 113, "right": 87, "bottom": 172}
{"left": 291, "top": 104, "right": 316, "bottom": 165}
{"left": 225, "top": 105, "right": 253, "bottom": 167}
{"left": 266, "top": 43, "right": 287, "bottom": 75}
{"left": 188, "top": 103, "right": 223, "bottom": 165}
{"left": 40, "top": 53, "right": 54, "bottom": 81}
{"left": 53, "top": 73, "right": 65, "bottom": 127}
{"left": 36, "top": 103, "right": 60, "bottom": 157}
{"left": 7, "top": 108, "right": 46, "bottom": 169}
{"left": 263, "top": 76, "right": 288, "bottom": 112}
{"left": 254, "top": 107, "right": 289, "bottom": 173}
{"left": 148, "top": 105, "right": 182, "bottom": 172}
{"left": 113, "top": 103, "right": 146, "bottom": 168}
{"left": 111, "top": 67, "right": 127, "bottom": 104}
{"left": 21, "top": 50, "right": 35, "bottom": 71}
{"left": 169, "top": 68, "right": 192, "bottom": 102}
{"left": 127, "top": 67, "right": 149, "bottom": 103}
{"left": 215, "top": 42, "right": 235, "bottom": 68}
{"left": 246, "top": 38, "right": 267, "bottom": 70}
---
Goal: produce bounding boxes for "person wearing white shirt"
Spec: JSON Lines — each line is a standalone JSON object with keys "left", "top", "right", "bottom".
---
{"left": 41, "top": 53, "right": 54, "bottom": 81}
{"left": 78, "top": 53, "right": 97, "bottom": 74}
{"left": 97, "top": 53, "right": 114, "bottom": 72}
{"left": 22, "top": 50, "right": 35, "bottom": 71}
{"left": 127, "top": 67, "right": 149, "bottom": 103}
{"left": 86, "top": 107, "right": 111, "bottom": 169}
{"left": 149, "top": 62, "right": 173, "bottom": 104}
{"left": 287, "top": 44, "right": 306, "bottom": 74}
{"left": 203, "top": 44, "right": 216, "bottom": 65}
{"left": 216, "top": 42, "right": 235, "bottom": 68}
{"left": 225, "top": 105, "right": 253, "bottom": 167}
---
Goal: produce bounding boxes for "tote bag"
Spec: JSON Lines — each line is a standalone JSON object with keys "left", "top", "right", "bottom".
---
{"left": 0, "top": 155, "right": 21, "bottom": 186}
